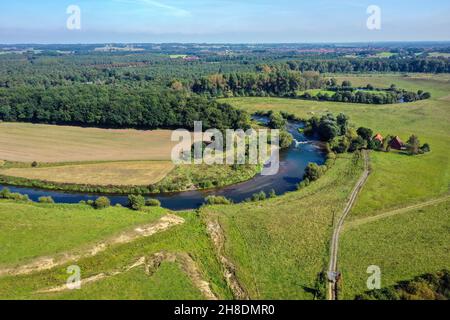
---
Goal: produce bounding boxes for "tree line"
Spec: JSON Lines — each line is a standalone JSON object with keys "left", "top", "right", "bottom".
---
{"left": 0, "top": 85, "right": 249, "bottom": 130}
{"left": 299, "top": 80, "right": 431, "bottom": 104}
{"left": 282, "top": 57, "right": 450, "bottom": 73}
{"left": 190, "top": 70, "right": 323, "bottom": 97}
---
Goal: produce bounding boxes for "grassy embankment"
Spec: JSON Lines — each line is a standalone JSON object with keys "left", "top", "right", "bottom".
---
{"left": 217, "top": 73, "right": 450, "bottom": 297}
{"left": 0, "top": 200, "right": 231, "bottom": 300}
{"left": 201, "top": 153, "right": 364, "bottom": 299}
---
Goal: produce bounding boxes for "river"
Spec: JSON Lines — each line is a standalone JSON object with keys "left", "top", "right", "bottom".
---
{"left": 0, "top": 118, "right": 326, "bottom": 210}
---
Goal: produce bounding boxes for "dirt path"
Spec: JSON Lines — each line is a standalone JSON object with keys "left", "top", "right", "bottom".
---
{"left": 206, "top": 219, "right": 249, "bottom": 300}
{"left": 344, "top": 194, "right": 450, "bottom": 231}
{"left": 328, "top": 150, "right": 370, "bottom": 300}
{"left": 37, "top": 251, "right": 218, "bottom": 300}
{"left": 0, "top": 214, "right": 185, "bottom": 277}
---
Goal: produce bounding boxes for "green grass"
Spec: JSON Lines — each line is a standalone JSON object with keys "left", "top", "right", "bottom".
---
{"left": 217, "top": 73, "right": 450, "bottom": 299}
{"left": 0, "top": 211, "right": 232, "bottom": 300}
{"left": 0, "top": 200, "right": 165, "bottom": 266}
{"left": 222, "top": 74, "right": 450, "bottom": 218}
{"left": 201, "top": 153, "right": 364, "bottom": 299}
{"left": 158, "top": 163, "right": 260, "bottom": 191}
{"left": 374, "top": 52, "right": 396, "bottom": 58}
{"left": 1, "top": 73, "right": 448, "bottom": 300}
{"left": 428, "top": 52, "right": 450, "bottom": 58}
{"left": 39, "top": 263, "right": 205, "bottom": 300}
{"left": 297, "top": 89, "right": 336, "bottom": 96}
{"left": 339, "top": 199, "right": 450, "bottom": 299}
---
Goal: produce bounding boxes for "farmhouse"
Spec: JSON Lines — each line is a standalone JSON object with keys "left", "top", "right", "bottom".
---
{"left": 389, "top": 136, "right": 404, "bottom": 150}
{"left": 373, "top": 133, "right": 384, "bottom": 143}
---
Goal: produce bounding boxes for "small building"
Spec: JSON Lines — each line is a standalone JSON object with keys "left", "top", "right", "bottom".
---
{"left": 389, "top": 136, "right": 404, "bottom": 150}
{"left": 373, "top": 133, "right": 384, "bottom": 143}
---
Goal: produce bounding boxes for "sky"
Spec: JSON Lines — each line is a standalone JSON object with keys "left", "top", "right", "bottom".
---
{"left": 0, "top": 0, "right": 449, "bottom": 44}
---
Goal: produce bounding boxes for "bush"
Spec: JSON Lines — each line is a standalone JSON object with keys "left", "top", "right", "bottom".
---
{"left": 87, "top": 200, "right": 94, "bottom": 206}
{"left": 357, "top": 127, "right": 373, "bottom": 141}
{"left": 94, "top": 196, "right": 110, "bottom": 209}
{"left": 128, "top": 194, "right": 146, "bottom": 211}
{"left": 145, "top": 198, "right": 161, "bottom": 207}
{"left": 0, "top": 187, "right": 11, "bottom": 198}
{"left": 349, "top": 136, "right": 366, "bottom": 152}
{"left": 303, "top": 163, "right": 325, "bottom": 181}
{"left": 279, "top": 130, "right": 294, "bottom": 149}
{"left": 420, "top": 143, "right": 431, "bottom": 153}
{"left": 251, "top": 191, "right": 267, "bottom": 202}
{"left": 297, "top": 178, "right": 310, "bottom": 190}
{"left": 204, "top": 195, "right": 232, "bottom": 205}
{"left": 31, "top": 161, "right": 38, "bottom": 168}
{"left": 0, "top": 188, "right": 29, "bottom": 202}
{"left": 38, "top": 196, "right": 54, "bottom": 204}
{"left": 268, "top": 189, "right": 276, "bottom": 198}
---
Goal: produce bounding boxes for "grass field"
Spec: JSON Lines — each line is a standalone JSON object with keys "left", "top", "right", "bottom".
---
{"left": 0, "top": 206, "right": 232, "bottom": 300}
{"left": 42, "top": 263, "right": 205, "bottom": 300}
{"left": 201, "top": 153, "right": 364, "bottom": 299}
{"left": 0, "top": 122, "right": 176, "bottom": 163}
{"left": 217, "top": 73, "right": 450, "bottom": 298}
{"left": 0, "top": 161, "right": 175, "bottom": 186}
{"left": 339, "top": 198, "right": 450, "bottom": 299}
{"left": 223, "top": 73, "right": 450, "bottom": 218}
{"left": 0, "top": 200, "right": 165, "bottom": 266}
{"left": 428, "top": 52, "right": 450, "bottom": 58}
{"left": 0, "top": 73, "right": 448, "bottom": 300}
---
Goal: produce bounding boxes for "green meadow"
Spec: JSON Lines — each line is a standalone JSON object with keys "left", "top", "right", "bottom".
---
{"left": 0, "top": 74, "right": 448, "bottom": 300}
{"left": 0, "top": 200, "right": 164, "bottom": 266}
{"left": 339, "top": 199, "right": 450, "bottom": 299}
{"left": 0, "top": 206, "right": 232, "bottom": 300}
{"left": 201, "top": 154, "right": 364, "bottom": 299}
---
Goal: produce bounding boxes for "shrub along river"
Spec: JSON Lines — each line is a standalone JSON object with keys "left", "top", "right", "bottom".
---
{"left": 0, "top": 117, "right": 326, "bottom": 210}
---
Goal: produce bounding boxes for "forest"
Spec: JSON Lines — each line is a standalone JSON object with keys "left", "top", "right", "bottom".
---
{"left": 0, "top": 85, "right": 249, "bottom": 130}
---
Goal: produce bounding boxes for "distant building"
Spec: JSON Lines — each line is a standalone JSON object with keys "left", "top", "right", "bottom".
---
{"left": 373, "top": 133, "right": 384, "bottom": 143}
{"left": 389, "top": 136, "right": 404, "bottom": 150}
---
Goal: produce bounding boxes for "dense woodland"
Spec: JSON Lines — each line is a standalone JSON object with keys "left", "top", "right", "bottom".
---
{"left": 0, "top": 86, "right": 249, "bottom": 130}
{"left": 191, "top": 70, "right": 323, "bottom": 97}
{"left": 0, "top": 44, "right": 448, "bottom": 129}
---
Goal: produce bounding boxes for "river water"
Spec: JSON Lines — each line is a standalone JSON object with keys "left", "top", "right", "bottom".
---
{"left": 0, "top": 118, "right": 325, "bottom": 210}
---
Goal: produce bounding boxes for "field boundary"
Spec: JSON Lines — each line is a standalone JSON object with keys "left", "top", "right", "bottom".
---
{"left": 344, "top": 194, "right": 450, "bottom": 231}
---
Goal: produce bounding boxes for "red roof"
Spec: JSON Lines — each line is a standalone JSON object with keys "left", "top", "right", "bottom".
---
{"left": 373, "top": 133, "right": 383, "bottom": 142}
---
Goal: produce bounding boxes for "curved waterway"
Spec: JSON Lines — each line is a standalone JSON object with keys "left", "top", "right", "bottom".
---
{"left": 0, "top": 117, "right": 326, "bottom": 210}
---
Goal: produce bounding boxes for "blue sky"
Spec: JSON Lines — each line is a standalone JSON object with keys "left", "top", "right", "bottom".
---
{"left": 0, "top": 0, "right": 449, "bottom": 43}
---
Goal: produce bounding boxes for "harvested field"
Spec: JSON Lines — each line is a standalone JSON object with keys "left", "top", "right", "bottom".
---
{"left": 0, "top": 161, "right": 175, "bottom": 186}
{"left": 0, "top": 122, "right": 177, "bottom": 163}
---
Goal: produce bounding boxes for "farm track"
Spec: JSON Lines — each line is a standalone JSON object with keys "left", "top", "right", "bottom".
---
{"left": 328, "top": 150, "right": 370, "bottom": 300}
{"left": 0, "top": 214, "right": 185, "bottom": 277}
{"left": 37, "top": 251, "right": 218, "bottom": 300}
{"left": 344, "top": 194, "right": 450, "bottom": 230}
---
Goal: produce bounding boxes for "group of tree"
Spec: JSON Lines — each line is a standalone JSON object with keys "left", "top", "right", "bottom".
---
{"left": 303, "top": 113, "right": 350, "bottom": 142}
{"left": 190, "top": 70, "right": 323, "bottom": 98}
{"left": 303, "top": 113, "right": 430, "bottom": 156}
{"left": 266, "top": 111, "right": 294, "bottom": 149}
{"left": 283, "top": 58, "right": 450, "bottom": 74}
{"left": 299, "top": 80, "right": 431, "bottom": 104}
{"left": 0, "top": 85, "right": 250, "bottom": 131}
